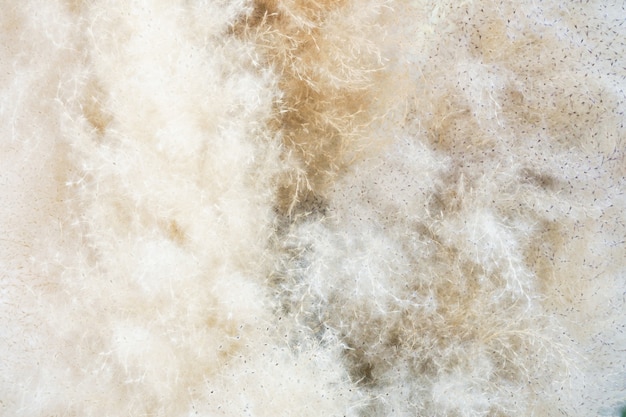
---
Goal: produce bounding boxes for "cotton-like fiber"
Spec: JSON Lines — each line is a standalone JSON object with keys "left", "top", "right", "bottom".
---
{"left": 1, "top": 1, "right": 624, "bottom": 416}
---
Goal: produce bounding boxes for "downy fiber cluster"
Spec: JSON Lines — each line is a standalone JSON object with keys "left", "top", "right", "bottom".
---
{"left": 1, "top": 0, "right": 625, "bottom": 416}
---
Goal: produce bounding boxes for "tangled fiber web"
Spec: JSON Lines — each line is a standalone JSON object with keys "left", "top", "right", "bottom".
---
{"left": 1, "top": 0, "right": 625, "bottom": 416}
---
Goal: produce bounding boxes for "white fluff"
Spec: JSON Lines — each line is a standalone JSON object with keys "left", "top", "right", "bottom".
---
{"left": 1, "top": 0, "right": 624, "bottom": 416}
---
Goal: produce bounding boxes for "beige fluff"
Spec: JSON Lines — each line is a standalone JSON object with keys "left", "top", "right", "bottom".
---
{"left": 1, "top": 0, "right": 624, "bottom": 416}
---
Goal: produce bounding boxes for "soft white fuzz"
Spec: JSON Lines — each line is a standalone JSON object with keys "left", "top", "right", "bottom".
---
{"left": 1, "top": 1, "right": 624, "bottom": 416}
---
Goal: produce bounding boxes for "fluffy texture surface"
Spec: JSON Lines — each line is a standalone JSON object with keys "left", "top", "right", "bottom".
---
{"left": 1, "top": 1, "right": 625, "bottom": 416}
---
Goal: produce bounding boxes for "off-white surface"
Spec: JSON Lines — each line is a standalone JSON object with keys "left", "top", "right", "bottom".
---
{"left": 1, "top": 1, "right": 625, "bottom": 416}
